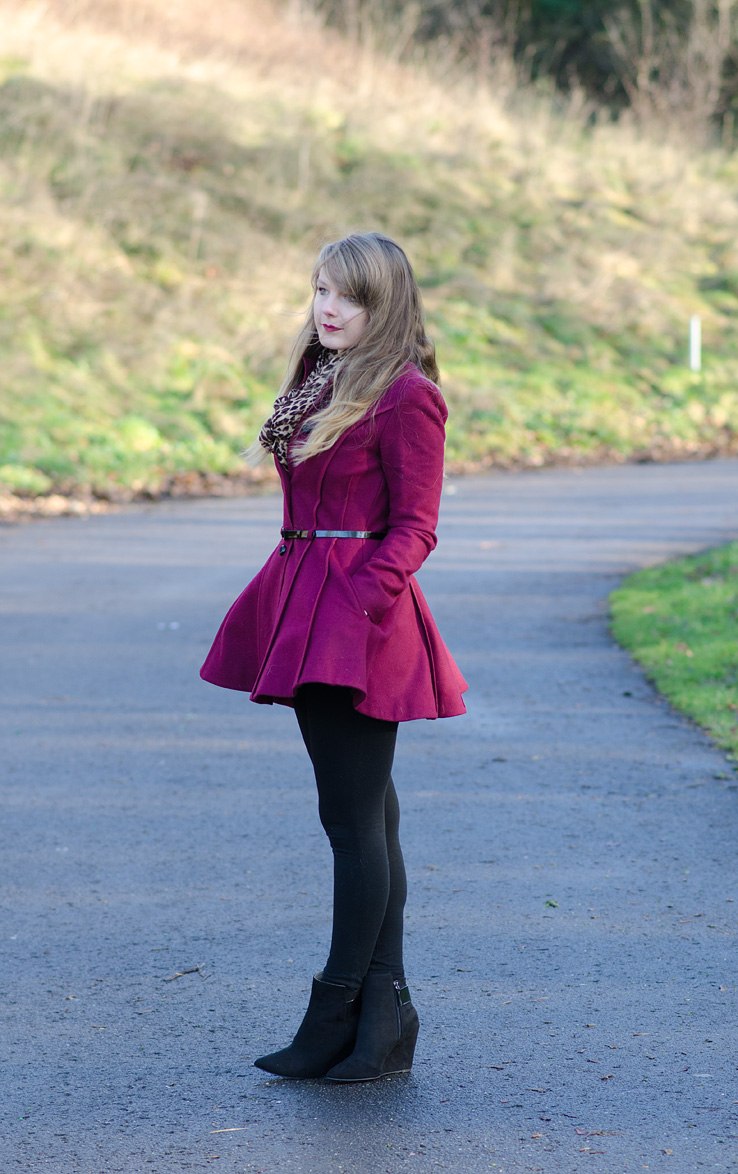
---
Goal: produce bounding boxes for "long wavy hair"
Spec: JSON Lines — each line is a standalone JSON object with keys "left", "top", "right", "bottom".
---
{"left": 245, "top": 232, "right": 439, "bottom": 467}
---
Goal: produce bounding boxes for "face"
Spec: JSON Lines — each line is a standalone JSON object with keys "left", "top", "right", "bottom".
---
{"left": 313, "top": 268, "right": 370, "bottom": 351}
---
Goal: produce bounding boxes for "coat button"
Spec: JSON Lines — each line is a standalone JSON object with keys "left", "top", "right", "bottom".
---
{"left": 279, "top": 544, "right": 287, "bottom": 556}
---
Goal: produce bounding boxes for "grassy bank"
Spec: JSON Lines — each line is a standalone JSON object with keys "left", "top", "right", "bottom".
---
{"left": 610, "top": 542, "right": 738, "bottom": 763}
{"left": 2, "top": 0, "right": 738, "bottom": 507}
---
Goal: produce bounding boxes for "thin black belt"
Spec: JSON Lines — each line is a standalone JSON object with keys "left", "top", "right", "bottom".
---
{"left": 281, "top": 529, "right": 387, "bottom": 540}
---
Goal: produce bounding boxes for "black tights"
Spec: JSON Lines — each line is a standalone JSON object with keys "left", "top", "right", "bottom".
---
{"left": 293, "top": 684, "right": 406, "bottom": 991}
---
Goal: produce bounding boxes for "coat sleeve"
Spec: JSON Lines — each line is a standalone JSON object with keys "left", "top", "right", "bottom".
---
{"left": 350, "top": 377, "right": 447, "bottom": 624}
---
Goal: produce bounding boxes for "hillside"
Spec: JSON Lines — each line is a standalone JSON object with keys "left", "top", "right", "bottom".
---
{"left": 1, "top": 0, "right": 738, "bottom": 510}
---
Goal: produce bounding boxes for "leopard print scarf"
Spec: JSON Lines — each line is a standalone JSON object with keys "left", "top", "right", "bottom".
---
{"left": 258, "top": 350, "right": 341, "bottom": 470}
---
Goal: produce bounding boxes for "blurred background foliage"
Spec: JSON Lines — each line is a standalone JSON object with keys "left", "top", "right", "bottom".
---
{"left": 314, "top": 1, "right": 738, "bottom": 126}
{"left": 1, "top": 0, "right": 738, "bottom": 507}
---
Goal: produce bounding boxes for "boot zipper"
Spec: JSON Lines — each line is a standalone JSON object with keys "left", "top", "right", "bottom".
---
{"left": 393, "top": 980, "right": 410, "bottom": 1038}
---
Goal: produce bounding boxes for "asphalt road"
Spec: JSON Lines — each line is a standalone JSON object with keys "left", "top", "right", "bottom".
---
{"left": 2, "top": 459, "right": 738, "bottom": 1174}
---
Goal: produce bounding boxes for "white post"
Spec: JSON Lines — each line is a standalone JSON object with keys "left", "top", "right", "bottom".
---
{"left": 689, "top": 315, "right": 702, "bottom": 372}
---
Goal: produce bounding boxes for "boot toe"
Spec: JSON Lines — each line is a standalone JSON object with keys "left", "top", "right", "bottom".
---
{"left": 253, "top": 1049, "right": 325, "bottom": 1078}
{"left": 325, "top": 1058, "right": 382, "bottom": 1082}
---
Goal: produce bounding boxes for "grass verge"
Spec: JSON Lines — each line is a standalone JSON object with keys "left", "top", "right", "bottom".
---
{"left": 610, "top": 542, "right": 738, "bottom": 763}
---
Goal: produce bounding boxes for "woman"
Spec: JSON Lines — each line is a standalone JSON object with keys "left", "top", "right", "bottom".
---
{"left": 201, "top": 232, "right": 467, "bottom": 1081}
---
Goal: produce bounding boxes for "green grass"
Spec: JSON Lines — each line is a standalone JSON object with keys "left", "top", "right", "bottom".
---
{"left": 2, "top": 0, "right": 738, "bottom": 503}
{"left": 610, "top": 543, "right": 738, "bottom": 762}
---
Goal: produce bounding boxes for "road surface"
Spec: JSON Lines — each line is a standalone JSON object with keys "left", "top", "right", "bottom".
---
{"left": 2, "top": 458, "right": 738, "bottom": 1173}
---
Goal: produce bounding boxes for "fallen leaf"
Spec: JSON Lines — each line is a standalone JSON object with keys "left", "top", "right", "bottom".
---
{"left": 601, "top": 1074, "right": 614, "bottom": 1081}
{"left": 527, "top": 1087, "right": 547, "bottom": 1092}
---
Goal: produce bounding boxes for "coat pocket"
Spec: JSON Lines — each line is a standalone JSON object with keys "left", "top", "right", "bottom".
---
{"left": 331, "top": 561, "right": 373, "bottom": 621}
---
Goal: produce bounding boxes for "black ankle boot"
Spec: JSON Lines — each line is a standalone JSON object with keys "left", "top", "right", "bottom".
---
{"left": 253, "top": 973, "right": 361, "bottom": 1078}
{"left": 325, "top": 971, "right": 419, "bottom": 1082}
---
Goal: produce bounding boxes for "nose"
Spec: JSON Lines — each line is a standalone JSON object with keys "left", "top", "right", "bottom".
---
{"left": 323, "top": 296, "right": 338, "bottom": 317}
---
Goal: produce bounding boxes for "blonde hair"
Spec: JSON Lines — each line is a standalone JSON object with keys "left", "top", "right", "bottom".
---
{"left": 245, "top": 232, "right": 439, "bottom": 467}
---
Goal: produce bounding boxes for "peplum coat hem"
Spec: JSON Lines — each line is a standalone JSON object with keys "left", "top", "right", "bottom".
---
{"left": 199, "top": 365, "right": 468, "bottom": 722}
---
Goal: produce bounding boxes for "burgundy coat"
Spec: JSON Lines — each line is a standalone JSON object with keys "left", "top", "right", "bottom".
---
{"left": 200, "top": 364, "right": 468, "bottom": 722}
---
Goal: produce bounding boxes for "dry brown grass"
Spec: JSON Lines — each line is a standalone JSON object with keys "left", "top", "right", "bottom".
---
{"left": 2, "top": 0, "right": 738, "bottom": 497}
